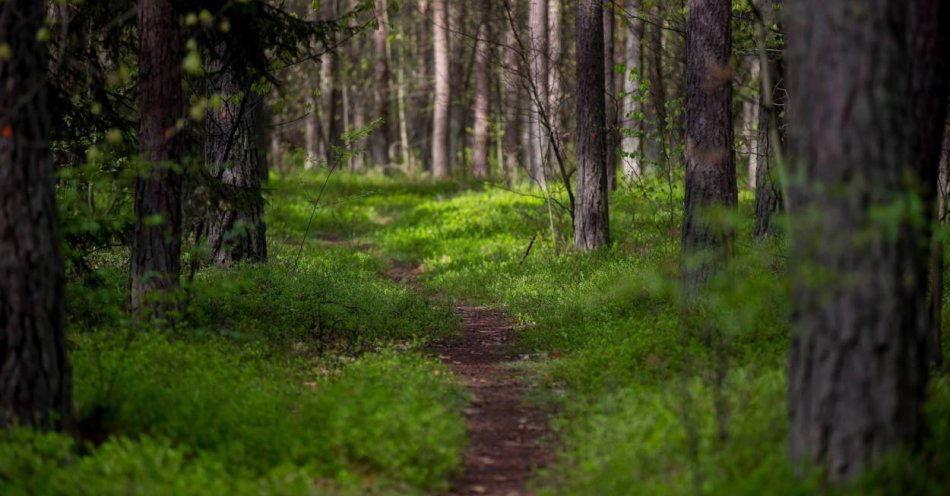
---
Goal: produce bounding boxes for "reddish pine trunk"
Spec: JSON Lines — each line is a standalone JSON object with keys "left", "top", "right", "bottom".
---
{"left": 0, "top": 0, "right": 73, "bottom": 430}
{"left": 131, "top": 0, "right": 184, "bottom": 314}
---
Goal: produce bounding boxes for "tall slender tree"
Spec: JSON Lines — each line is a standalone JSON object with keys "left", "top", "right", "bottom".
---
{"left": 430, "top": 0, "right": 451, "bottom": 178}
{"left": 620, "top": 0, "right": 644, "bottom": 179}
{"left": 371, "top": 0, "right": 393, "bottom": 166}
{"left": 472, "top": 6, "right": 491, "bottom": 178}
{"left": 787, "top": 0, "right": 946, "bottom": 481}
{"left": 527, "top": 0, "right": 549, "bottom": 185}
{"left": 132, "top": 0, "right": 184, "bottom": 313}
{"left": 574, "top": 0, "right": 610, "bottom": 250}
{"left": 0, "top": 0, "right": 74, "bottom": 430}
{"left": 680, "top": 0, "right": 736, "bottom": 292}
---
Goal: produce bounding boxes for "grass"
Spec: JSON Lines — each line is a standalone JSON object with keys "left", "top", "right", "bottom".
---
{"left": 3, "top": 169, "right": 949, "bottom": 494}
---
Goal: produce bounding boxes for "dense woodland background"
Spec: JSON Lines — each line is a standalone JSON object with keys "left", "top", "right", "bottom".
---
{"left": 1, "top": 0, "right": 950, "bottom": 494}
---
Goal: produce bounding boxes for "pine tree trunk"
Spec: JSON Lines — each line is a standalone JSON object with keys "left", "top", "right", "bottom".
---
{"left": 752, "top": 0, "right": 784, "bottom": 238}
{"left": 200, "top": 62, "right": 267, "bottom": 266}
{"left": 620, "top": 0, "right": 644, "bottom": 180}
{"left": 645, "top": 4, "right": 668, "bottom": 170}
{"left": 472, "top": 15, "right": 490, "bottom": 178}
{"left": 603, "top": 0, "right": 618, "bottom": 190}
{"left": 786, "top": 0, "right": 945, "bottom": 481}
{"left": 0, "top": 0, "right": 73, "bottom": 431}
{"left": 132, "top": 0, "right": 184, "bottom": 313}
{"left": 912, "top": 0, "right": 950, "bottom": 367}
{"left": 681, "top": 0, "right": 736, "bottom": 293}
{"left": 547, "top": 0, "right": 563, "bottom": 157}
{"left": 574, "top": 0, "right": 610, "bottom": 250}
{"left": 528, "top": 0, "right": 549, "bottom": 185}
{"left": 502, "top": 2, "right": 523, "bottom": 181}
{"left": 371, "top": 0, "right": 392, "bottom": 167}
{"left": 741, "top": 58, "right": 760, "bottom": 190}
{"left": 430, "top": 0, "right": 451, "bottom": 178}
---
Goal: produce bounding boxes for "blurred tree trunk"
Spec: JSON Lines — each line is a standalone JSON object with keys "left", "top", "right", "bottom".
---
{"left": 753, "top": 0, "right": 784, "bottom": 238}
{"left": 0, "top": 0, "right": 73, "bottom": 431}
{"left": 620, "top": 0, "right": 643, "bottom": 180}
{"left": 528, "top": 0, "right": 549, "bottom": 185}
{"left": 741, "top": 58, "right": 760, "bottom": 190}
{"left": 787, "top": 0, "right": 945, "bottom": 482}
{"left": 547, "top": 0, "right": 563, "bottom": 161}
{"left": 502, "top": 1, "right": 523, "bottom": 181}
{"left": 430, "top": 0, "right": 450, "bottom": 177}
{"left": 574, "top": 0, "right": 610, "bottom": 250}
{"left": 645, "top": 3, "right": 668, "bottom": 171}
{"left": 132, "top": 0, "right": 184, "bottom": 314}
{"left": 472, "top": 8, "right": 491, "bottom": 178}
{"left": 603, "top": 0, "right": 618, "bottom": 190}
{"left": 913, "top": 0, "right": 950, "bottom": 367}
{"left": 200, "top": 57, "right": 267, "bottom": 265}
{"left": 371, "top": 0, "right": 392, "bottom": 167}
{"left": 681, "top": 0, "right": 736, "bottom": 293}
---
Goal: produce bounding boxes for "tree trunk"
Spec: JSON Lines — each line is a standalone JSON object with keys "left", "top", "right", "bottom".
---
{"left": 430, "top": 0, "right": 451, "bottom": 178}
{"left": 472, "top": 14, "right": 491, "bottom": 178}
{"left": 912, "top": 1, "right": 950, "bottom": 367}
{"left": 502, "top": 2, "right": 523, "bottom": 181}
{"left": 752, "top": 0, "right": 785, "bottom": 238}
{"left": 371, "top": 0, "right": 392, "bottom": 167}
{"left": 620, "top": 0, "right": 644, "bottom": 180}
{"left": 528, "top": 0, "right": 549, "bottom": 185}
{"left": 0, "top": 0, "right": 73, "bottom": 431}
{"left": 681, "top": 0, "right": 736, "bottom": 292}
{"left": 132, "top": 0, "right": 184, "bottom": 314}
{"left": 574, "top": 0, "right": 610, "bottom": 250}
{"left": 741, "top": 58, "right": 760, "bottom": 190}
{"left": 603, "top": 0, "right": 618, "bottom": 190}
{"left": 645, "top": 3, "right": 668, "bottom": 170}
{"left": 786, "top": 0, "right": 944, "bottom": 482}
{"left": 200, "top": 60, "right": 267, "bottom": 266}
{"left": 547, "top": 0, "right": 563, "bottom": 159}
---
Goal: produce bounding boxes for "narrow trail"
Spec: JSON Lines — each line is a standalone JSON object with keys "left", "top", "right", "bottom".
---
{"left": 388, "top": 264, "right": 550, "bottom": 496}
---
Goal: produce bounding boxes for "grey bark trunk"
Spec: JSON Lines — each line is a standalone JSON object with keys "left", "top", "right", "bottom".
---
{"left": 371, "top": 0, "right": 392, "bottom": 166}
{"left": 786, "top": 0, "right": 946, "bottom": 481}
{"left": 472, "top": 16, "right": 490, "bottom": 178}
{"left": 528, "top": 0, "right": 549, "bottom": 185}
{"left": 431, "top": 0, "right": 451, "bottom": 178}
{"left": 681, "top": 0, "right": 736, "bottom": 293}
{"left": 200, "top": 63, "right": 267, "bottom": 266}
{"left": 603, "top": 0, "right": 618, "bottom": 189}
{"left": 131, "top": 0, "right": 184, "bottom": 314}
{"left": 620, "top": 0, "right": 644, "bottom": 180}
{"left": 574, "top": 0, "right": 610, "bottom": 250}
{"left": 0, "top": 0, "right": 73, "bottom": 431}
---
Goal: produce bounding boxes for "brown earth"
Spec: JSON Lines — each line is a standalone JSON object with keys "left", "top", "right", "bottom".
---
{"left": 386, "top": 263, "right": 551, "bottom": 496}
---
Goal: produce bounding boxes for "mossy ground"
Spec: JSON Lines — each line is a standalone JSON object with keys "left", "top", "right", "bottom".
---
{"left": 3, "top": 170, "right": 948, "bottom": 495}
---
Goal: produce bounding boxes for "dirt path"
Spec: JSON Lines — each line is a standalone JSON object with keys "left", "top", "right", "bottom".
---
{"left": 388, "top": 264, "right": 550, "bottom": 496}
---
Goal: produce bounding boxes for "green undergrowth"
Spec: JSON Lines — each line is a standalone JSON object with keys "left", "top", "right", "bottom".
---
{"left": 265, "top": 171, "right": 950, "bottom": 495}
{"left": 1, "top": 175, "right": 467, "bottom": 495}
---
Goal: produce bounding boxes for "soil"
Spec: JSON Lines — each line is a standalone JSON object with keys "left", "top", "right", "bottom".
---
{"left": 387, "top": 262, "right": 551, "bottom": 496}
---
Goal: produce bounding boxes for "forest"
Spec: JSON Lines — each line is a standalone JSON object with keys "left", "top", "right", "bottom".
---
{"left": 1, "top": 0, "right": 949, "bottom": 494}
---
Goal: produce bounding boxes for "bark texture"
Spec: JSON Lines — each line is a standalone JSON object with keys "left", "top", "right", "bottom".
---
{"left": 574, "top": 0, "right": 610, "bottom": 250}
{"left": 200, "top": 63, "right": 268, "bottom": 266}
{"left": 472, "top": 15, "right": 490, "bottom": 178}
{"left": 603, "top": 0, "right": 618, "bottom": 189}
{"left": 0, "top": 0, "right": 73, "bottom": 430}
{"left": 620, "top": 0, "right": 644, "bottom": 179}
{"left": 681, "top": 0, "right": 736, "bottom": 292}
{"left": 430, "top": 0, "right": 450, "bottom": 178}
{"left": 527, "top": 0, "right": 549, "bottom": 185}
{"left": 786, "top": 0, "right": 945, "bottom": 481}
{"left": 752, "top": 0, "right": 785, "bottom": 238}
{"left": 371, "top": 0, "right": 392, "bottom": 166}
{"left": 132, "top": 0, "right": 184, "bottom": 313}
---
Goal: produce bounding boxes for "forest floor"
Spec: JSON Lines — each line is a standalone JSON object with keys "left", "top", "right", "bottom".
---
{"left": 3, "top": 170, "right": 950, "bottom": 495}
{"left": 389, "top": 262, "right": 550, "bottom": 496}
